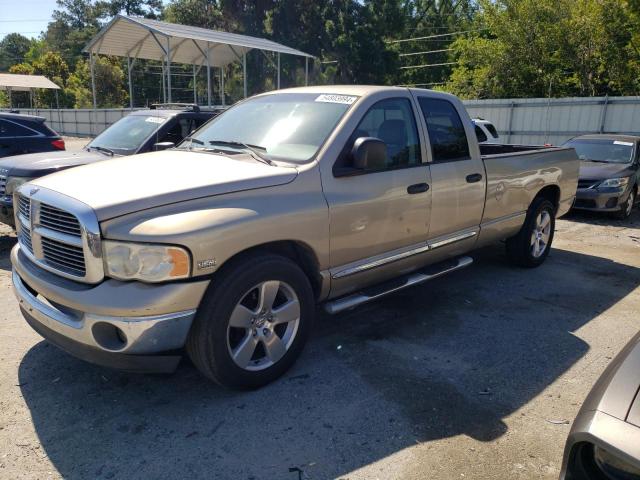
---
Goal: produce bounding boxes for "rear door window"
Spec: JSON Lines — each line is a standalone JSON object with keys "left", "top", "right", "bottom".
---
{"left": 0, "top": 120, "right": 36, "bottom": 137}
{"left": 417, "top": 98, "right": 470, "bottom": 162}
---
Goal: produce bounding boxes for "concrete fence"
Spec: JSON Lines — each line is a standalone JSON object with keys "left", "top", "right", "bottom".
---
{"left": 5, "top": 96, "right": 640, "bottom": 145}
{"left": 1, "top": 108, "right": 138, "bottom": 137}
{"left": 463, "top": 96, "right": 640, "bottom": 145}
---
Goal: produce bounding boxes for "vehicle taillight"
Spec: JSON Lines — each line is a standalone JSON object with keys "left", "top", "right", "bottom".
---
{"left": 51, "top": 139, "right": 65, "bottom": 150}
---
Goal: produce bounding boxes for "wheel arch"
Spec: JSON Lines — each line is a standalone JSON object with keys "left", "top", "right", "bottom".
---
{"left": 533, "top": 184, "right": 561, "bottom": 212}
{"left": 211, "top": 240, "right": 324, "bottom": 301}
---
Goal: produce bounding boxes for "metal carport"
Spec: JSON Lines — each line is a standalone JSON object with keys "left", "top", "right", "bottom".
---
{"left": 0, "top": 73, "right": 61, "bottom": 108}
{"left": 83, "top": 15, "right": 314, "bottom": 108}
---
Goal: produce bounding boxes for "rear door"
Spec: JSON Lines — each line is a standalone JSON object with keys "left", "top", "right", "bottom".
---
{"left": 413, "top": 94, "right": 486, "bottom": 249}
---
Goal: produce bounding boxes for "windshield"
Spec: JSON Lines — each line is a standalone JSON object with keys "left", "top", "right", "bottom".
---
{"left": 183, "top": 93, "right": 358, "bottom": 162}
{"left": 565, "top": 139, "right": 634, "bottom": 164}
{"left": 88, "top": 114, "right": 167, "bottom": 154}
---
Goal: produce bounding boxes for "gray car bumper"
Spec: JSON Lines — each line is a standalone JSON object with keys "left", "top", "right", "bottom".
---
{"left": 573, "top": 187, "right": 630, "bottom": 212}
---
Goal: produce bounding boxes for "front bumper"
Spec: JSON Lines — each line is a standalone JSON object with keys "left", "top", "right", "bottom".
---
{"left": 573, "top": 187, "right": 630, "bottom": 212}
{"left": 11, "top": 245, "right": 210, "bottom": 373}
{"left": 0, "top": 197, "right": 14, "bottom": 228}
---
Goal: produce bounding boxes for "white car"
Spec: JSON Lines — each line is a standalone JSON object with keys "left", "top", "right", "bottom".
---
{"left": 473, "top": 118, "right": 501, "bottom": 144}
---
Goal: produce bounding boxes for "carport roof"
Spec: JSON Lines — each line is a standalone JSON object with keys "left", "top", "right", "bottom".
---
{"left": 0, "top": 73, "right": 60, "bottom": 91}
{"left": 83, "top": 15, "right": 314, "bottom": 67}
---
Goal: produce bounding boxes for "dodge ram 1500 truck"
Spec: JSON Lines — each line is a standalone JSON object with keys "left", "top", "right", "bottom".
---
{"left": 10, "top": 86, "right": 579, "bottom": 389}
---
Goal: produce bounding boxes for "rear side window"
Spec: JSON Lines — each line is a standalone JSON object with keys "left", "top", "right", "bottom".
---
{"left": 417, "top": 98, "right": 470, "bottom": 162}
{"left": 0, "top": 119, "right": 37, "bottom": 137}
{"left": 474, "top": 125, "right": 487, "bottom": 143}
{"left": 485, "top": 123, "right": 499, "bottom": 138}
{"left": 348, "top": 97, "right": 422, "bottom": 171}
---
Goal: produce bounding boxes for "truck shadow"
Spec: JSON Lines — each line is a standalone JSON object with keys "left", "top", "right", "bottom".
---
{"left": 17, "top": 244, "right": 640, "bottom": 479}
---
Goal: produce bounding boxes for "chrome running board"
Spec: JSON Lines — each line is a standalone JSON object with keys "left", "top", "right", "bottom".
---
{"left": 324, "top": 256, "right": 473, "bottom": 314}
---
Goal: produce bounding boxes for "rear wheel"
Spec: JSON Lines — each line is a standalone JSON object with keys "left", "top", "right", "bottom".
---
{"left": 506, "top": 198, "right": 555, "bottom": 268}
{"left": 186, "top": 254, "right": 314, "bottom": 389}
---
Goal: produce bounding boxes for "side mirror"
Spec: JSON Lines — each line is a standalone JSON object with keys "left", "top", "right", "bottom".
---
{"left": 351, "top": 137, "right": 387, "bottom": 171}
{"left": 154, "top": 141, "right": 175, "bottom": 151}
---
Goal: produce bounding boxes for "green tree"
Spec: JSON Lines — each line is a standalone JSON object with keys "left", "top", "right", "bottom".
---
{"left": 96, "top": 0, "right": 163, "bottom": 18}
{"left": 444, "top": 0, "right": 640, "bottom": 98}
{"left": 0, "top": 33, "right": 33, "bottom": 72}
{"left": 67, "top": 56, "right": 127, "bottom": 107}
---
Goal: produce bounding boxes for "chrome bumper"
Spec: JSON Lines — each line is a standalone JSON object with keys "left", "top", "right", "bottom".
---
{"left": 13, "top": 269, "right": 196, "bottom": 355}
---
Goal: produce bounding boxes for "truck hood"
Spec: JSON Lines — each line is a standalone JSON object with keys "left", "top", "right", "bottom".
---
{"left": 30, "top": 150, "right": 298, "bottom": 221}
{"left": 0, "top": 148, "right": 107, "bottom": 177}
{"left": 579, "top": 160, "right": 635, "bottom": 180}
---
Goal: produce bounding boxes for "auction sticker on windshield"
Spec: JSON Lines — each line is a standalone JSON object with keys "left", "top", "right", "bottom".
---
{"left": 145, "top": 117, "right": 165, "bottom": 124}
{"left": 315, "top": 94, "right": 358, "bottom": 105}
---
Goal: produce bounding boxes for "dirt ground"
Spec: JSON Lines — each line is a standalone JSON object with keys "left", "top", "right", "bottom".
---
{"left": 1, "top": 209, "right": 639, "bottom": 480}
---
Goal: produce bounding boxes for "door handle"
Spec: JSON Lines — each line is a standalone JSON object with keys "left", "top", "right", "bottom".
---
{"left": 466, "top": 173, "right": 483, "bottom": 183}
{"left": 407, "top": 183, "right": 429, "bottom": 194}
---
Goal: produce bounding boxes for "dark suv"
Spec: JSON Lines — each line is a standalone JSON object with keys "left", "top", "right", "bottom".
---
{"left": 0, "top": 112, "right": 65, "bottom": 158}
{"left": 0, "top": 104, "right": 219, "bottom": 227}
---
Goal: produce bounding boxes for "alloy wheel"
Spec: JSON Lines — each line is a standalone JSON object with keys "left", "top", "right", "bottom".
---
{"left": 530, "top": 210, "right": 551, "bottom": 258}
{"left": 226, "top": 280, "right": 301, "bottom": 371}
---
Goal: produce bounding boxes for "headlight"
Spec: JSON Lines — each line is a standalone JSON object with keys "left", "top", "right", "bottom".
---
{"left": 599, "top": 177, "right": 630, "bottom": 188}
{"left": 103, "top": 241, "right": 191, "bottom": 282}
{"left": 594, "top": 445, "right": 640, "bottom": 478}
{"left": 5, "top": 177, "right": 32, "bottom": 195}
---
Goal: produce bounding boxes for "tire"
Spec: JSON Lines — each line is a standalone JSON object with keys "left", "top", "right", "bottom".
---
{"left": 186, "top": 253, "right": 314, "bottom": 389}
{"left": 506, "top": 198, "right": 555, "bottom": 268}
{"left": 614, "top": 188, "right": 635, "bottom": 220}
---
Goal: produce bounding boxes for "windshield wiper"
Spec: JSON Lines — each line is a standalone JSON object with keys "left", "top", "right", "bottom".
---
{"left": 89, "top": 145, "right": 115, "bottom": 156}
{"left": 208, "top": 140, "right": 275, "bottom": 166}
{"left": 183, "top": 136, "right": 205, "bottom": 149}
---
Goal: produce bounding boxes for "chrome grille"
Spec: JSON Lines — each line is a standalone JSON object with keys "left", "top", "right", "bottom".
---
{"left": 18, "top": 226, "right": 33, "bottom": 254}
{"left": 41, "top": 237, "right": 86, "bottom": 276}
{"left": 16, "top": 189, "right": 103, "bottom": 283}
{"left": 18, "top": 195, "right": 30, "bottom": 220}
{"left": 39, "top": 203, "right": 82, "bottom": 236}
{"left": 0, "top": 175, "right": 5, "bottom": 196}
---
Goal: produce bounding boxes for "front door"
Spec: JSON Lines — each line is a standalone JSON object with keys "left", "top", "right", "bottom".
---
{"left": 322, "top": 96, "right": 432, "bottom": 297}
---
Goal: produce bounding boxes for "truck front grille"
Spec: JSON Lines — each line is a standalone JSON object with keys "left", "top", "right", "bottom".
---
{"left": 18, "top": 226, "right": 33, "bottom": 254}
{"left": 41, "top": 237, "right": 86, "bottom": 276}
{"left": 16, "top": 190, "right": 103, "bottom": 283}
{"left": 18, "top": 195, "right": 30, "bottom": 220}
{"left": 39, "top": 203, "right": 82, "bottom": 237}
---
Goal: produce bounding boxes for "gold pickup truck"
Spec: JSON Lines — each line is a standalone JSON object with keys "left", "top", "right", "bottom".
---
{"left": 10, "top": 86, "right": 579, "bottom": 389}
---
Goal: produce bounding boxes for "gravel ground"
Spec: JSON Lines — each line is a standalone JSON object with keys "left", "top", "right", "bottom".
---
{"left": 0, "top": 210, "right": 639, "bottom": 480}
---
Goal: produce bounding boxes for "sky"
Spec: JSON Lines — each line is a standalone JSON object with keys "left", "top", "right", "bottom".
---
{"left": 0, "top": 0, "right": 59, "bottom": 41}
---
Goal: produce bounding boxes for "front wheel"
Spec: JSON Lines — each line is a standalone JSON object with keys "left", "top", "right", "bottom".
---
{"left": 186, "top": 254, "right": 314, "bottom": 389}
{"left": 614, "top": 188, "right": 635, "bottom": 220}
{"left": 506, "top": 198, "right": 556, "bottom": 268}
